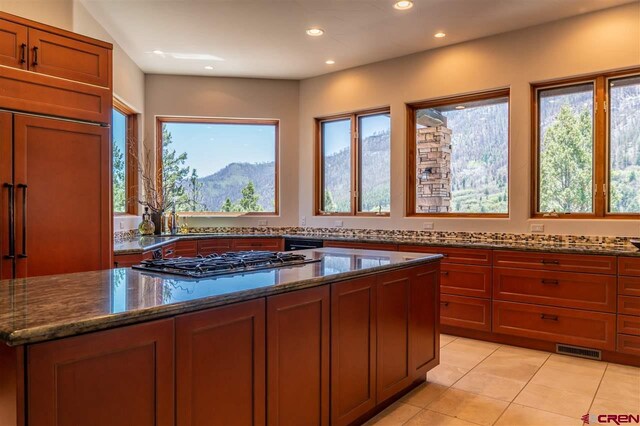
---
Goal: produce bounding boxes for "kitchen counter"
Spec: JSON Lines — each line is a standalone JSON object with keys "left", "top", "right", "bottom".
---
{"left": 113, "top": 231, "right": 640, "bottom": 257}
{"left": 0, "top": 248, "right": 441, "bottom": 346}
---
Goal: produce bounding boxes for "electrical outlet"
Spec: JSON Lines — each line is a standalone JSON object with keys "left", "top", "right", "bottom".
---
{"left": 301, "top": 216, "right": 306, "bottom": 226}
{"left": 258, "top": 219, "right": 268, "bottom": 226}
{"left": 334, "top": 220, "right": 343, "bottom": 228}
{"left": 531, "top": 223, "right": 544, "bottom": 233}
{"left": 119, "top": 222, "right": 124, "bottom": 230}
{"left": 423, "top": 222, "right": 434, "bottom": 230}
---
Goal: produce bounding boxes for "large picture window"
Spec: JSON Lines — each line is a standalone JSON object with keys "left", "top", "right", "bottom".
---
{"left": 532, "top": 69, "right": 640, "bottom": 218}
{"left": 156, "top": 117, "right": 278, "bottom": 215}
{"left": 407, "top": 89, "right": 510, "bottom": 216}
{"left": 316, "top": 108, "right": 391, "bottom": 216}
{"left": 112, "top": 99, "right": 138, "bottom": 215}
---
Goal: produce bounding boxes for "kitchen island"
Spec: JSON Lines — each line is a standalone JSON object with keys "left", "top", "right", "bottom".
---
{"left": 0, "top": 248, "right": 441, "bottom": 426}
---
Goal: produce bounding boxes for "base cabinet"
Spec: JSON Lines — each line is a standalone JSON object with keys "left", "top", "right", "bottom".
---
{"left": 176, "top": 299, "right": 265, "bottom": 426}
{"left": 27, "top": 319, "right": 174, "bottom": 426}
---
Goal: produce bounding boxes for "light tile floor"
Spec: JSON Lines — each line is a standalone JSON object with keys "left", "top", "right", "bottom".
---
{"left": 365, "top": 335, "right": 640, "bottom": 426}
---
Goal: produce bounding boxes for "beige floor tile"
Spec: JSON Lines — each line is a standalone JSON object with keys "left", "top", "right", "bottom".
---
{"left": 545, "top": 354, "right": 608, "bottom": 375}
{"left": 427, "top": 388, "right": 509, "bottom": 426}
{"left": 596, "top": 366, "right": 640, "bottom": 405}
{"left": 452, "top": 370, "right": 528, "bottom": 402}
{"left": 402, "top": 382, "right": 448, "bottom": 408}
{"left": 495, "top": 403, "right": 583, "bottom": 426}
{"left": 440, "top": 334, "right": 457, "bottom": 348}
{"left": 514, "top": 382, "right": 594, "bottom": 418}
{"left": 589, "top": 396, "right": 640, "bottom": 415}
{"left": 529, "top": 363, "right": 604, "bottom": 397}
{"left": 454, "top": 337, "right": 501, "bottom": 352}
{"left": 427, "top": 363, "right": 469, "bottom": 387}
{"left": 440, "top": 341, "right": 496, "bottom": 370}
{"left": 364, "top": 402, "right": 422, "bottom": 426}
{"left": 470, "top": 348, "right": 546, "bottom": 382}
{"left": 606, "top": 362, "right": 640, "bottom": 377}
{"left": 405, "top": 409, "right": 479, "bottom": 426}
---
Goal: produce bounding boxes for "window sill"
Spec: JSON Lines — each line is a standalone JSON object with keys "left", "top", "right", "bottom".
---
{"left": 178, "top": 212, "right": 279, "bottom": 218}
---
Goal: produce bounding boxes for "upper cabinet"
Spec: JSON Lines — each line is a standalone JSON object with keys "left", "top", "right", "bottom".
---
{"left": 0, "top": 13, "right": 112, "bottom": 124}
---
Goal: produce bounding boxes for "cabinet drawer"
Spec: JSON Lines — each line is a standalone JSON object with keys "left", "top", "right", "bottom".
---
{"left": 493, "top": 251, "right": 616, "bottom": 275}
{"left": 324, "top": 241, "right": 397, "bottom": 251}
{"left": 493, "top": 301, "right": 616, "bottom": 350}
{"left": 618, "top": 334, "right": 640, "bottom": 356}
{"left": 398, "top": 245, "right": 491, "bottom": 266}
{"left": 29, "top": 28, "right": 111, "bottom": 88}
{"left": 174, "top": 240, "right": 198, "bottom": 257}
{"left": 618, "top": 315, "right": 640, "bottom": 336}
{"left": 0, "top": 18, "right": 28, "bottom": 70}
{"left": 231, "top": 238, "right": 282, "bottom": 251}
{"left": 163, "top": 243, "right": 176, "bottom": 259}
{"left": 618, "top": 257, "right": 640, "bottom": 277}
{"left": 618, "top": 296, "right": 640, "bottom": 317}
{"left": 197, "top": 239, "right": 232, "bottom": 256}
{"left": 440, "top": 295, "right": 491, "bottom": 332}
{"left": 113, "top": 253, "right": 142, "bottom": 268}
{"left": 440, "top": 264, "right": 491, "bottom": 298}
{"left": 493, "top": 268, "right": 616, "bottom": 312}
{"left": 618, "top": 276, "right": 640, "bottom": 297}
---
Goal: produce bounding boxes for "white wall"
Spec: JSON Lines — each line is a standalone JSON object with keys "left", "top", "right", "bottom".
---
{"left": 0, "top": 0, "right": 73, "bottom": 30}
{"left": 299, "top": 2, "right": 640, "bottom": 236}
{"left": 144, "top": 74, "right": 300, "bottom": 228}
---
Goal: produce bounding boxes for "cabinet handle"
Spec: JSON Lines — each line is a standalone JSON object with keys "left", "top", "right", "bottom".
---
{"left": 4, "top": 183, "right": 14, "bottom": 259}
{"left": 541, "top": 259, "right": 560, "bottom": 265}
{"left": 32, "top": 46, "right": 38, "bottom": 66}
{"left": 541, "top": 279, "right": 559, "bottom": 285}
{"left": 440, "top": 301, "right": 449, "bottom": 307}
{"left": 20, "top": 43, "right": 26, "bottom": 64}
{"left": 540, "top": 314, "right": 558, "bottom": 321}
{"left": 17, "top": 184, "right": 27, "bottom": 258}
{"left": 441, "top": 271, "right": 449, "bottom": 276}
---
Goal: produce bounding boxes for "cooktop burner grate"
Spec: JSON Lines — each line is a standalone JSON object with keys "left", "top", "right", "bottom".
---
{"left": 132, "top": 250, "right": 320, "bottom": 278}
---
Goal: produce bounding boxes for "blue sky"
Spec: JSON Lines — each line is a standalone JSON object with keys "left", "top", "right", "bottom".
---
{"left": 164, "top": 122, "right": 276, "bottom": 177}
{"left": 112, "top": 109, "right": 126, "bottom": 157}
{"left": 322, "top": 113, "right": 390, "bottom": 155}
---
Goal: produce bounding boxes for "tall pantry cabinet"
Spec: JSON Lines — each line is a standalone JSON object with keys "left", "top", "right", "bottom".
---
{"left": 0, "top": 11, "right": 113, "bottom": 278}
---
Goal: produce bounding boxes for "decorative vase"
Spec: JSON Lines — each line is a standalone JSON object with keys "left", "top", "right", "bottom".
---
{"left": 150, "top": 211, "right": 163, "bottom": 235}
{"left": 138, "top": 207, "right": 155, "bottom": 236}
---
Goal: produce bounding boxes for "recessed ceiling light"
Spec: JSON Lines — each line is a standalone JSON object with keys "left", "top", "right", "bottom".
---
{"left": 394, "top": 1, "right": 413, "bottom": 10}
{"left": 455, "top": 105, "right": 465, "bottom": 110}
{"left": 306, "top": 28, "right": 325, "bottom": 36}
{"left": 152, "top": 50, "right": 164, "bottom": 55}
{"left": 434, "top": 32, "right": 446, "bottom": 38}
{"left": 204, "top": 65, "right": 214, "bottom": 70}
{"left": 325, "top": 59, "right": 335, "bottom": 65}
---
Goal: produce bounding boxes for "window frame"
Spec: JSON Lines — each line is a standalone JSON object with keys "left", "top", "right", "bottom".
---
{"left": 314, "top": 107, "right": 391, "bottom": 217}
{"left": 530, "top": 67, "right": 640, "bottom": 219}
{"left": 405, "top": 88, "right": 511, "bottom": 218}
{"left": 155, "top": 116, "right": 280, "bottom": 216}
{"left": 112, "top": 98, "right": 138, "bottom": 216}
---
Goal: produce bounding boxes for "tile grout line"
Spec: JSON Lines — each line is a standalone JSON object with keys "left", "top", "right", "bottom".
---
{"left": 586, "top": 362, "right": 609, "bottom": 415}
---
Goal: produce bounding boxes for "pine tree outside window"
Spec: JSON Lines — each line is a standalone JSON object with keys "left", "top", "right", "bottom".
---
{"left": 112, "top": 99, "right": 138, "bottom": 215}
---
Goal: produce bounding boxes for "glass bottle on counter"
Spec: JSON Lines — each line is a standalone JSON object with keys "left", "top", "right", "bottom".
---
{"left": 138, "top": 207, "right": 155, "bottom": 236}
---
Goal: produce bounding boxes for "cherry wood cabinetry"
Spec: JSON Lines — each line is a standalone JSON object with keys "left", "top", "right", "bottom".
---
{"left": 618, "top": 257, "right": 640, "bottom": 277}
{"left": 618, "top": 315, "right": 640, "bottom": 336}
{"left": 197, "top": 238, "right": 232, "bottom": 255}
{"left": 324, "top": 240, "right": 398, "bottom": 251}
{"left": 331, "top": 277, "right": 377, "bottom": 426}
{"left": 174, "top": 240, "right": 198, "bottom": 257}
{"left": 399, "top": 245, "right": 492, "bottom": 266}
{"left": 176, "top": 300, "right": 265, "bottom": 426}
{"left": 615, "top": 257, "right": 640, "bottom": 355}
{"left": 27, "top": 319, "right": 175, "bottom": 426}
{"left": 618, "top": 334, "right": 640, "bottom": 356}
{"left": 440, "top": 294, "right": 491, "bottom": 332}
{"left": 232, "top": 237, "right": 283, "bottom": 251}
{"left": 267, "top": 286, "right": 330, "bottom": 426}
{"left": 0, "top": 112, "right": 12, "bottom": 280}
{"left": 162, "top": 242, "right": 177, "bottom": 259}
{"left": 409, "top": 265, "right": 439, "bottom": 379}
{"left": 619, "top": 276, "right": 640, "bottom": 297}
{"left": 440, "top": 264, "right": 492, "bottom": 298}
{"left": 493, "top": 250, "right": 616, "bottom": 275}
{"left": 0, "top": 19, "right": 27, "bottom": 69}
{"left": 113, "top": 251, "right": 152, "bottom": 268}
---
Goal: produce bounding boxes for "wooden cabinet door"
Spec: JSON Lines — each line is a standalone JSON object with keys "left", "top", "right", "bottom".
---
{"left": 441, "top": 294, "right": 492, "bottom": 331}
{"left": 13, "top": 114, "right": 111, "bottom": 277}
{"left": 28, "top": 319, "right": 174, "bottom": 426}
{"left": 331, "top": 277, "right": 377, "bottom": 426}
{"left": 198, "top": 238, "right": 232, "bottom": 256}
{"left": 232, "top": 238, "right": 283, "bottom": 252}
{"left": 28, "top": 28, "right": 111, "bottom": 87}
{"left": 0, "top": 112, "right": 12, "bottom": 280}
{"left": 176, "top": 299, "right": 265, "bottom": 426}
{"left": 409, "top": 264, "right": 439, "bottom": 379}
{"left": 113, "top": 253, "right": 143, "bottom": 268}
{"left": 0, "top": 19, "right": 27, "bottom": 70}
{"left": 174, "top": 240, "right": 198, "bottom": 257}
{"left": 324, "top": 240, "right": 398, "bottom": 251}
{"left": 267, "top": 286, "right": 330, "bottom": 426}
{"left": 376, "top": 269, "right": 412, "bottom": 403}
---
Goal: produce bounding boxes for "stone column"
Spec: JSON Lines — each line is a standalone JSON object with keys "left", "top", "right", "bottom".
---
{"left": 416, "top": 126, "right": 452, "bottom": 213}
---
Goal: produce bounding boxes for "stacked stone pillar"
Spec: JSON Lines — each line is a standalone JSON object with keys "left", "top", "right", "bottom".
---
{"left": 416, "top": 126, "right": 452, "bottom": 213}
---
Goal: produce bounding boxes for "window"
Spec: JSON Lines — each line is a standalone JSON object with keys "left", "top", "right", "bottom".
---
{"left": 112, "top": 99, "right": 138, "bottom": 215}
{"left": 316, "top": 108, "right": 391, "bottom": 216}
{"left": 532, "top": 69, "right": 640, "bottom": 217}
{"left": 407, "top": 89, "right": 510, "bottom": 216}
{"left": 156, "top": 117, "right": 279, "bottom": 214}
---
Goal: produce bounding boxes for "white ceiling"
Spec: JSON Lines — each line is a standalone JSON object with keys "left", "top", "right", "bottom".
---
{"left": 80, "top": 0, "right": 636, "bottom": 80}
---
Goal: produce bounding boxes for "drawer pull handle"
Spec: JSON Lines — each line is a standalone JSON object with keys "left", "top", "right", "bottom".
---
{"left": 540, "top": 314, "right": 558, "bottom": 321}
{"left": 541, "top": 279, "right": 559, "bottom": 285}
{"left": 441, "top": 271, "right": 449, "bottom": 276}
{"left": 541, "top": 259, "right": 560, "bottom": 265}
{"left": 440, "top": 301, "right": 449, "bottom": 307}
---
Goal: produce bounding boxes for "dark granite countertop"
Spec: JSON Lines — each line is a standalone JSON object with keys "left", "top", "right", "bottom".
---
{"left": 113, "top": 232, "right": 640, "bottom": 257}
{"left": 0, "top": 248, "right": 440, "bottom": 346}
